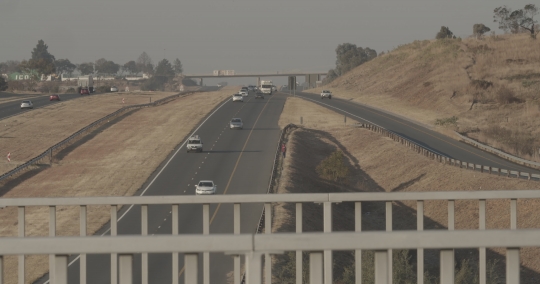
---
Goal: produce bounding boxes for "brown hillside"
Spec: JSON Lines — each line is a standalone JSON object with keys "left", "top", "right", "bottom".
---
{"left": 311, "top": 34, "right": 540, "bottom": 162}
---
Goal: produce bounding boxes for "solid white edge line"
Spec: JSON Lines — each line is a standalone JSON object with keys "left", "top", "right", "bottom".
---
{"left": 44, "top": 97, "right": 233, "bottom": 280}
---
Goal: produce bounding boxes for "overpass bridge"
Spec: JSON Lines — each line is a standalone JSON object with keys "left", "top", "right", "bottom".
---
{"left": 183, "top": 72, "right": 327, "bottom": 89}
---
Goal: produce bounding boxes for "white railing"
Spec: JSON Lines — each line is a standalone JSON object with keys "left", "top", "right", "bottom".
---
{"left": 1, "top": 190, "right": 540, "bottom": 284}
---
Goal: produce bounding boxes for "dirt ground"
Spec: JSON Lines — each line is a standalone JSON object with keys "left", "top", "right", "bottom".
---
{"left": 0, "top": 91, "right": 177, "bottom": 176}
{"left": 274, "top": 97, "right": 540, "bottom": 282}
{"left": 0, "top": 87, "right": 233, "bottom": 284}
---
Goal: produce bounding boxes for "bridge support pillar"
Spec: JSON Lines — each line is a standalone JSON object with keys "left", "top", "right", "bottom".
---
{"left": 200, "top": 78, "right": 203, "bottom": 86}
{"left": 310, "top": 252, "right": 323, "bottom": 284}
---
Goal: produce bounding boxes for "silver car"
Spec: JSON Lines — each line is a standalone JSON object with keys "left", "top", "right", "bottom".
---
{"left": 229, "top": 118, "right": 243, "bottom": 129}
{"left": 20, "top": 100, "right": 34, "bottom": 109}
{"left": 195, "top": 180, "right": 216, "bottom": 195}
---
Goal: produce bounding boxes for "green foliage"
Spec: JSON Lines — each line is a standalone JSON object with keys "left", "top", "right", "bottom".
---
{"left": 435, "top": 116, "right": 459, "bottom": 126}
{"left": 182, "top": 77, "right": 198, "bottom": 86}
{"left": 123, "top": 61, "right": 138, "bottom": 75}
{"left": 316, "top": 150, "right": 349, "bottom": 182}
{"left": 173, "top": 58, "right": 183, "bottom": 74}
{"left": 137, "top": 52, "right": 154, "bottom": 74}
{"left": 21, "top": 40, "right": 56, "bottom": 76}
{"left": 494, "top": 4, "right": 539, "bottom": 38}
{"left": 96, "top": 85, "right": 112, "bottom": 93}
{"left": 335, "top": 43, "right": 377, "bottom": 76}
{"left": 0, "top": 77, "right": 8, "bottom": 91}
{"left": 436, "top": 26, "right": 456, "bottom": 39}
{"left": 95, "top": 58, "right": 120, "bottom": 75}
{"left": 55, "top": 59, "right": 76, "bottom": 76}
{"left": 473, "top": 24, "right": 491, "bottom": 38}
{"left": 323, "top": 69, "right": 338, "bottom": 84}
{"left": 77, "top": 63, "right": 94, "bottom": 75}
{"left": 0, "top": 60, "right": 21, "bottom": 73}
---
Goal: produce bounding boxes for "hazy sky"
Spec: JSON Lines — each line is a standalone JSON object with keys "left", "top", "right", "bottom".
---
{"left": 0, "top": 0, "right": 534, "bottom": 85}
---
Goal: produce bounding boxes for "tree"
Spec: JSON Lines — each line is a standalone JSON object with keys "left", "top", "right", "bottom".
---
{"left": 55, "top": 59, "right": 76, "bottom": 76}
{"left": 95, "top": 58, "right": 120, "bottom": 76}
{"left": 323, "top": 69, "right": 338, "bottom": 84}
{"left": 494, "top": 4, "right": 538, "bottom": 38}
{"left": 21, "top": 40, "right": 56, "bottom": 76}
{"left": 123, "top": 60, "right": 138, "bottom": 75}
{"left": 436, "top": 26, "right": 456, "bottom": 39}
{"left": 0, "top": 60, "right": 21, "bottom": 73}
{"left": 137, "top": 52, "right": 154, "bottom": 74}
{"left": 77, "top": 63, "right": 94, "bottom": 75}
{"left": 173, "top": 58, "right": 183, "bottom": 74}
{"left": 334, "top": 43, "right": 377, "bottom": 76}
{"left": 142, "top": 59, "right": 174, "bottom": 91}
{"left": 473, "top": 24, "right": 491, "bottom": 39}
{"left": 0, "top": 77, "right": 8, "bottom": 91}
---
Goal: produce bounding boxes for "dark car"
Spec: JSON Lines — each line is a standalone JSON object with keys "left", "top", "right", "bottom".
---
{"left": 255, "top": 93, "right": 264, "bottom": 99}
{"left": 49, "top": 94, "right": 61, "bottom": 101}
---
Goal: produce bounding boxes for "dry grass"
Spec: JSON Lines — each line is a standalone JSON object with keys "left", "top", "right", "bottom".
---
{"left": 0, "top": 87, "right": 234, "bottom": 284}
{"left": 308, "top": 34, "right": 540, "bottom": 161}
{"left": 0, "top": 92, "right": 177, "bottom": 176}
{"left": 274, "top": 97, "right": 540, "bottom": 282}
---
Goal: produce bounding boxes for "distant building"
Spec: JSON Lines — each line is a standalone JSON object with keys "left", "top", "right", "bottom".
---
{"left": 7, "top": 70, "right": 39, "bottom": 81}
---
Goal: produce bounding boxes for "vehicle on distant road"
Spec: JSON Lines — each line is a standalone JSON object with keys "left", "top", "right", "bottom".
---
{"left": 239, "top": 90, "right": 248, "bottom": 96}
{"left": 230, "top": 118, "right": 243, "bottom": 129}
{"left": 20, "top": 100, "right": 33, "bottom": 109}
{"left": 321, "top": 90, "right": 332, "bottom": 99}
{"left": 260, "top": 80, "right": 273, "bottom": 95}
{"left": 111, "top": 86, "right": 118, "bottom": 92}
{"left": 80, "top": 87, "right": 90, "bottom": 95}
{"left": 49, "top": 94, "right": 61, "bottom": 101}
{"left": 232, "top": 94, "right": 244, "bottom": 102}
{"left": 195, "top": 180, "right": 216, "bottom": 195}
{"left": 186, "top": 135, "right": 203, "bottom": 152}
{"left": 255, "top": 93, "right": 264, "bottom": 99}
{"left": 272, "top": 85, "right": 277, "bottom": 92}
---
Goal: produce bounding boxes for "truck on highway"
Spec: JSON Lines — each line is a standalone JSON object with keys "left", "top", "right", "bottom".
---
{"left": 77, "top": 76, "right": 94, "bottom": 94}
{"left": 260, "top": 80, "right": 273, "bottom": 95}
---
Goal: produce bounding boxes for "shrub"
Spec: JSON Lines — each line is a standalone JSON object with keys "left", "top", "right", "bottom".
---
{"left": 96, "top": 85, "right": 112, "bottom": 93}
{"left": 435, "top": 116, "right": 459, "bottom": 126}
{"left": 470, "top": 80, "right": 493, "bottom": 90}
{"left": 496, "top": 86, "right": 522, "bottom": 104}
{"left": 65, "top": 87, "right": 75, "bottom": 93}
{"left": 316, "top": 150, "right": 350, "bottom": 182}
{"left": 436, "top": 26, "right": 456, "bottom": 39}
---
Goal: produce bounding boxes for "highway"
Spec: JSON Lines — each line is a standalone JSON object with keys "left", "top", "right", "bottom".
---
{"left": 34, "top": 91, "right": 286, "bottom": 284}
{"left": 294, "top": 91, "right": 540, "bottom": 175}
{"left": 0, "top": 92, "right": 86, "bottom": 120}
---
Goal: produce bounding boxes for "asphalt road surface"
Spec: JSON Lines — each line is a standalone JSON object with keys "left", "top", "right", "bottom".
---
{"left": 0, "top": 92, "right": 84, "bottom": 120}
{"left": 34, "top": 91, "right": 285, "bottom": 284}
{"left": 294, "top": 91, "right": 540, "bottom": 175}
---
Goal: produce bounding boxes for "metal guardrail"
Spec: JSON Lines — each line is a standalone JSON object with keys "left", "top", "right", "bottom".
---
{"left": 0, "top": 91, "right": 193, "bottom": 185}
{"left": 355, "top": 123, "right": 540, "bottom": 181}
{"left": 2, "top": 190, "right": 540, "bottom": 284}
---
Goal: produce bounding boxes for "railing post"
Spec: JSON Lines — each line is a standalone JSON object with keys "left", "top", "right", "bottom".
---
{"left": 80, "top": 205, "right": 87, "bottom": 284}
{"left": 18, "top": 206, "right": 25, "bottom": 284}
{"left": 246, "top": 252, "right": 262, "bottom": 284}
{"left": 510, "top": 199, "right": 517, "bottom": 230}
{"left": 141, "top": 205, "right": 148, "bottom": 284}
{"left": 172, "top": 204, "right": 179, "bottom": 284}
{"left": 265, "top": 203, "right": 272, "bottom": 284}
{"left": 203, "top": 204, "right": 210, "bottom": 284}
{"left": 375, "top": 250, "right": 388, "bottom": 284}
{"left": 323, "top": 202, "right": 332, "bottom": 284}
{"left": 386, "top": 201, "right": 393, "bottom": 284}
{"left": 185, "top": 253, "right": 198, "bottom": 284}
{"left": 119, "top": 254, "right": 133, "bottom": 284}
{"left": 417, "top": 201, "right": 424, "bottom": 284}
{"left": 310, "top": 252, "right": 324, "bottom": 284}
{"left": 54, "top": 255, "right": 68, "bottom": 284}
{"left": 234, "top": 203, "right": 241, "bottom": 284}
{"left": 479, "top": 200, "right": 486, "bottom": 284}
{"left": 506, "top": 248, "right": 520, "bottom": 284}
{"left": 49, "top": 206, "right": 56, "bottom": 284}
{"left": 296, "top": 203, "right": 303, "bottom": 284}
{"left": 448, "top": 200, "right": 454, "bottom": 231}
{"left": 111, "top": 205, "right": 118, "bottom": 284}
{"left": 355, "top": 202, "right": 362, "bottom": 284}
{"left": 440, "top": 250, "right": 454, "bottom": 284}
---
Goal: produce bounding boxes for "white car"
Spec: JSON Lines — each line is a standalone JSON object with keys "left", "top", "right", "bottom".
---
{"left": 110, "top": 86, "right": 118, "bottom": 92}
{"left": 232, "top": 94, "right": 244, "bottom": 102}
{"left": 239, "top": 90, "right": 248, "bottom": 96}
{"left": 321, "top": 90, "right": 332, "bottom": 99}
{"left": 229, "top": 118, "right": 243, "bottom": 129}
{"left": 195, "top": 180, "right": 216, "bottom": 195}
{"left": 20, "top": 100, "right": 34, "bottom": 109}
{"left": 186, "top": 135, "right": 203, "bottom": 152}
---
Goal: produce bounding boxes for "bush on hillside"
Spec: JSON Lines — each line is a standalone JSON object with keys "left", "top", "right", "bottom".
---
{"left": 96, "top": 85, "right": 112, "bottom": 93}
{"left": 316, "top": 150, "right": 349, "bottom": 182}
{"left": 473, "top": 24, "right": 491, "bottom": 39}
{"left": 496, "top": 86, "right": 522, "bottom": 104}
{"left": 436, "top": 26, "right": 456, "bottom": 39}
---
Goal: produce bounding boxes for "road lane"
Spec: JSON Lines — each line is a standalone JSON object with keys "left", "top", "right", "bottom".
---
{"left": 295, "top": 91, "right": 540, "bottom": 175}
{"left": 0, "top": 92, "right": 85, "bottom": 120}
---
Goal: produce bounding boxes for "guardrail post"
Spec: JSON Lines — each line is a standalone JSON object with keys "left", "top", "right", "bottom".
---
{"left": 440, "top": 250, "right": 454, "bottom": 284}
{"left": 497, "top": 168, "right": 501, "bottom": 176}
{"left": 310, "top": 252, "right": 324, "bottom": 284}
{"left": 323, "top": 202, "right": 332, "bottom": 284}
{"left": 417, "top": 201, "right": 424, "bottom": 284}
{"left": 172, "top": 204, "right": 179, "bottom": 284}
{"left": 246, "top": 252, "right": 262, "bottom": 284}
{"left": 49, "top": 206, "right": 56, "bottom": 284}
{"left": 54, "top": 255, "right": 68, "bottom": 284}
{"left": 111, "top": 205, "right": 118, "bottom": 284}
{"left": 296, "top": 203, "right": 303, "bottom": 284}
{"left": 506, "top": 248, "right": 520, "bottom": 284}
{"left": 80, "top": 205, "right": 87, "bottom": 284}
{"left": 386, "top": 201, "right": 393, "bottom": 284}
{"left": 185, "top": 253, "right": 198, "bottom": 284}
{"left": 479, "top": 200, "right": 486, "bottom": 284}
{"left": 18, "top": 206, "right": 25, "bottom": 284}
{"left": 119, "top": 254, "right": 133, "bottom": 284}
{"left": 355, "top": 202, "right": 362, "bottom": 284}
{"left": 234, "top": 203, "right": 241, "bottom": 284}
{"left": 202, "top": 204, "right": 210, "bottom": 284}
{"left": 265, "top": 203, "right": 272, "bottom": 284}
{"left": 374, "top": 250, "right": 388, "bottom": 284}
{"left": 49, "top": 149, "right": 53, "bottom": 164}
{"left": 141, "top": 205, "right": 148, "bottom": 284}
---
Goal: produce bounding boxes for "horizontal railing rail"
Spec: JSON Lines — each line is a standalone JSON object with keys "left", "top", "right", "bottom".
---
{"left": 0, "top": 91, "right": 194, "bottom": 184}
